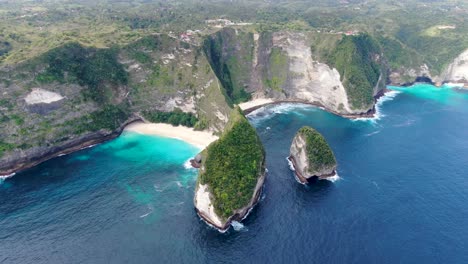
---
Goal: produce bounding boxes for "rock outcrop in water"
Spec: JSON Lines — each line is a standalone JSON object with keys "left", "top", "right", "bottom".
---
{"left": 194, "top": 107, "right": 265, "bottom": 232}
{"left": 289, "top": 126, "right": 337, "bottom": 183}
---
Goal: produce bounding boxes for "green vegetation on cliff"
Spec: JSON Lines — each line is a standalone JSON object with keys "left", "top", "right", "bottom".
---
{"left": 264, "top": 47, "right": 288, "bottom": 92}
{"left": 34, "top": 43, "right": 128, "bottom": 103}
{"left": 199, "top": 107, "right": 265, "bottom": 219}
{"left": 142, "top": 109, "right": 198, "bottom": 128}
{"left": 63, "top": 104, "right": 130, "bottom": 134}
{"left": 0, "top": 141, "right": 15, "bottom": 158}
{"left": 203, "top": 28, "right": 253, "bottom": 105}
{"left": 323, "top": 34, "right": 381, "bottom": 110}
{"left": 298, "top": 126, "right": 336, "bottom": 174}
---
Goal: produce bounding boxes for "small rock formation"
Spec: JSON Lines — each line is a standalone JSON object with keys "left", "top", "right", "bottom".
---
{"left": 288, "top": 126, "right": 337, "bottom": 183}
{"left": 190, "top": 153, "right": 202, "bottom": 168}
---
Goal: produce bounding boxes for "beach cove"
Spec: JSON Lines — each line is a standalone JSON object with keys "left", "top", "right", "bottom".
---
{"left": 1, "top": 84, "right": 468, "bottom": 263}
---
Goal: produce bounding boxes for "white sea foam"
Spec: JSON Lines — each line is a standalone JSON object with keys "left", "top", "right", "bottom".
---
{"left": 184, "top": 159, "right": 195, "bottom": 170}
{"left": 323, "top": 173, "right": 341, "bottom": 183}
{"left": 247, "top": 103, "right": 313, "bottom": 124}
{"left": 354, "top": 90, "right": 402, "bottom": 123}
{"left": 231, "top": 221, "right": 247, "bottom": 231}
{"left": 0, "top": 172, "right": 15, "bottom": 183}
{"left": 80, "top": 144, "right": 97, "bottom": 150}
{"left": 286, "top": 157, "right": 295, "bottom": 171}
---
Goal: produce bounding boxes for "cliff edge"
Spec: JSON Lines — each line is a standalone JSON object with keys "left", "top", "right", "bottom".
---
{"left": 194, "top": 107, "right": 266, "bottom": 232}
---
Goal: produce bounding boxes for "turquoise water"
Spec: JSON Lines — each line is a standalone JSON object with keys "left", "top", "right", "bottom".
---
{"left": 1, "top": 84, "right": 468, "bottom": 263}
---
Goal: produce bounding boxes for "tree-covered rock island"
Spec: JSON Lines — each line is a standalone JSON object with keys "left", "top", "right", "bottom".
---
{"left": 289, "top": 126, "right": 337, "bottom": 184}
{"left": 194, "top": 107, "right": 266, "bottom": 232}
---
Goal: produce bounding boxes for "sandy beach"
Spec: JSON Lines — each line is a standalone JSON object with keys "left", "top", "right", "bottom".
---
{"left": 238, "top": 98, "right": 274, "bottom": 111}
{"left": 124, "top": 122, "right": 218, "bottom": 149}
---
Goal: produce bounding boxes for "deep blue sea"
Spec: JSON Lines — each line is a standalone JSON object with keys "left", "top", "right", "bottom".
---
{"left": 1, "top": 84, "right": 468, "bottom": 263}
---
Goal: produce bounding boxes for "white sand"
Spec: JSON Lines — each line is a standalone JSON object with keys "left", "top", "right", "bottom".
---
{"left": 25, "top": 88, "right": 64, "bottom": 105}
{"left": 124, "top": 122, "right": 218, "bottom": 149}
{"left": 195, "top": 183, "right": 224, "bottom": 227}
{"left": 238, "top": 98, "right": 274, "bottom": 111}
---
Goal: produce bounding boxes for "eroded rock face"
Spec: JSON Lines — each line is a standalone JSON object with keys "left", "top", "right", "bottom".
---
{"left": 194, "top": 172, "right": 265, "bottom": 232}
{"left": 268, "top": 32, "right": 357, "bottom": 114}
{"left": 442, "top": 49, "right": 468, "bottom": 84}
{"left": 289, "top": 126, "right": 337, "bottom": 183}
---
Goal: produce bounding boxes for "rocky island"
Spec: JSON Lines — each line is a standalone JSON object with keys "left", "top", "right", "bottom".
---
{"left": 194, "top": 107, "right": 266, "bottom": 232}
{"left": 289, "top": 126, "right": 337, "bottom": 183}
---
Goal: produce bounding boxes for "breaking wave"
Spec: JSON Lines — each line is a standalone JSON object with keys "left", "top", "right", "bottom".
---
{"left": 354, "top": 90, "right": 401, "bottom": 123}
{"left": 231, "top": 221, "right": 247, "bottom": 231}
{"left": 247, "top": 103, "right": 315, "bottom": 124}
{"left": 323, "top": 173, "right": 341, "bottom": 183}
{"left": 0, "top": 172, "right": 15, "bottom": 183}
{"left": 184, "top": 158, "right": 195, "bottom": 170}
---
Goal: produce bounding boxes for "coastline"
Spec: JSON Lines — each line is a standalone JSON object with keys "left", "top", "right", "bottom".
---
{"left": 124, "top": 122, "right": 218, "bottom": 150}
{"left": 0, "top": 117, "right": 142, "bottom": 177}
{"left": 238, "top": 89, "right": 390, "bottom": 119}
{"left": 0, "top": 119, "right": 217, "bottom": 177}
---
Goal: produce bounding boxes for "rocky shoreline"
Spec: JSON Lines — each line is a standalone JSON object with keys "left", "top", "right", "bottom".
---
{"left": 242, "top": 88, "right": 390, "bottom": 119}
{"left": 194, "top": 169, "right": 266, "bottom": 232}
{"left": 0, "top": 117, "right": 142, "bottom": 176}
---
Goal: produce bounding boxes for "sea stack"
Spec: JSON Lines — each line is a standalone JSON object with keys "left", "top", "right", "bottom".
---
{"left": 288, "top": 126, "right": 337, "bottom": 183}
{"left": 194, "top": 107, "right": 266, "bottom": 232}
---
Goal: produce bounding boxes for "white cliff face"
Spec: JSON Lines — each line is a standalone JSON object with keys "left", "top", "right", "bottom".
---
{"left": 271, "top": 32, "right": 357, "bottom": 114}
{"left": 442, "top": 49, "right": 468, "bottom": 83}
{"left": 289, "top": 135, "right": 310, "bottom": 180}
{"left": 289, "top": 132, "right": 337, "bottom": 181}
{"left": 194, "top": 170, "right": 266, "bottom": 232}
{"left": 194, "top": 183, "right": 225, "bottom": 228}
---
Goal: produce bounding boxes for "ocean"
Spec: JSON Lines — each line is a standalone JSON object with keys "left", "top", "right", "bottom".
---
{"left": 1, "top": 84, "right": 468, "bottom": 263}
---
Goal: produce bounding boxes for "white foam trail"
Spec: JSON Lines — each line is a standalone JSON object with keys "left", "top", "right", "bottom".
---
{"left": 140, "top": 206, "right": 154, "bottom": 218}
{"left": 286, "top": 157, "right": 295, "bottom": 171}
{"left": 365, "top": 130, "right": 381, "bottom": 137}
{"left": 140, "top": 211, "right": 152, "bottom": 218}
{"left": 393, "top": 119, "right": 415, "bottom": 127}
{"left": 354, "top": 90, "right": 402, "bottom": 123}
{"left": 175, "top": 181, "right": 183, "bottom": 188}
{"left": 231, "top": 221, "right": 247, "bottom": 231}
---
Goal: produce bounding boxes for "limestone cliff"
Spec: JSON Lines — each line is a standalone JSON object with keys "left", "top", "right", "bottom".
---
{"left": 441, "top": 49, "right": 468, "bottom": 86}
{"left": 289, "top": 126, "right": 337, "bottom": 184}
{"left": 204, "top": 28, "right": 387, "bottom": 116}
{"left": 0, "top": 35, "right": 232, "bottom": 175}
{"left": 194, "top": 107, "right": 265, "bottom": 231}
